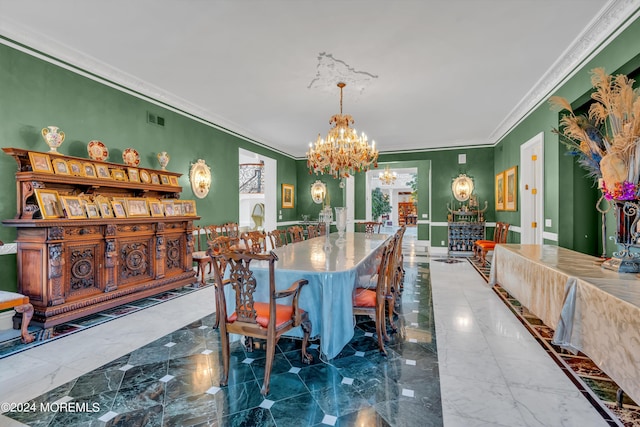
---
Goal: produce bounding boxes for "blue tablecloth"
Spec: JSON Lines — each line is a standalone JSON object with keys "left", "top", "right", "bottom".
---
{"left": 224, "top": 232, "right": 390, "bottom": 359}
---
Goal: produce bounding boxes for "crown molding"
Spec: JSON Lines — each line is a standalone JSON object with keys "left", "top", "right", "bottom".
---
{"left": 490, "top": 0, "right": 640, "bottom": 145}
{"left": 0, "top": 16, "right": 296, "bottom": 160}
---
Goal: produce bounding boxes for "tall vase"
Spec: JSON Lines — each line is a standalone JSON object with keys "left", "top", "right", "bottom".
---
{"left": 335, "top": 207, "right": 347, "bottom": 242}
{"left": 41, "top": 126, "right": 65, "bottom": 153}
{"left": 602, "top": 200, "right": 640, "bottom": 273}
{"left": 157, "top": 151, "right": 170, "bottom": 170}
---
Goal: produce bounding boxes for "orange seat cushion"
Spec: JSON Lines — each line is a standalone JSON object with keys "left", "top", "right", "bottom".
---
{"left": 474, "top": 240, "right": 493, "bottom": 246}
{"left": 228, "top": 302, "right": 301, "bottom": 328}
{"left": 353, "top": 288, "right": 376, "bottom": 307}
{"left": 478, "top": 242, "right": 497, "bottom": 250}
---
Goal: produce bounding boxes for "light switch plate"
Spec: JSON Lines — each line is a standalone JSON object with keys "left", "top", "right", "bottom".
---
{"left": 545, "top": 219, "right": 552, "bottom": 227}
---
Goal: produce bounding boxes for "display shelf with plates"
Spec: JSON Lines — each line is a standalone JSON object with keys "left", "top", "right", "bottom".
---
{"left": 122, "top": 148, "right": 140, "bottom": 166}
{"left": 87, "top": 140, "right": 109, "bottom": 161}
{"left": 1, "top": 146, "right": 199, "bottom": 333}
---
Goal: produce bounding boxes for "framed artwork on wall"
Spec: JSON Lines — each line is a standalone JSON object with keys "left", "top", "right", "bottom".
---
{"left": 282, "top": 184, "right": 294, "bottom": 209}
{"left": 495, "top": 172, "right": 505, "bottom": 211}
{"left": 505, "top": 166, "right": 518, "bottom": 211}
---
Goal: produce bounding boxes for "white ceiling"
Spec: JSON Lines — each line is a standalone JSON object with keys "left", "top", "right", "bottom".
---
{"left": 1, "top": 1, "right": 638, "bottom": 158}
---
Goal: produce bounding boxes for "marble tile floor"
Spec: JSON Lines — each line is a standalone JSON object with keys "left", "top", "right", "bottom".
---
{"left": 0, "top": 238, "right": 614, "bottom": 426}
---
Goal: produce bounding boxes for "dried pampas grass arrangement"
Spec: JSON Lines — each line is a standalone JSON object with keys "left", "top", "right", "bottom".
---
{"left": 550, "top": 67, "right": 640, "bottom": 200}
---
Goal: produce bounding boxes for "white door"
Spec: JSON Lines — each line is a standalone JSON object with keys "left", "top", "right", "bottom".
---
{"left": 520, "top": 132, "right": 544, "bottom": 244}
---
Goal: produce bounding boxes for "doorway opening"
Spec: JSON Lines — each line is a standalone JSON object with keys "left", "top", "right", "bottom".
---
{"left": 238, "top": 148, "right": 276, "bottom": 233}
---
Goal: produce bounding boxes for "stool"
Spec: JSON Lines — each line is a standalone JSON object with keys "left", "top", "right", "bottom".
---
{"left": 0, "top": 291, "right": 35, "bottom": 344}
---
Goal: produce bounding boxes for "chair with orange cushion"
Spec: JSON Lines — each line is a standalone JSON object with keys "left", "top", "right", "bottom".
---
{"left": 353, "top": 241, "right": 393, "bottom": 354}
{"left": 478, "top": 223, "right": 510, "bottom": 264}
{"left": 212, "top": 250, "right": 312, "bottom": 396}
{"left": 473, "top": 222, "right": 503, "bottom": 259}
{"left": 207, "top": 236, "right": 233, "bottom": 328}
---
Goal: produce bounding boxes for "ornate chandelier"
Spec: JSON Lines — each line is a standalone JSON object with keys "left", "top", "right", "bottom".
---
{"left": 306, "top": 82, "right": 379, "bottom": 178}
{"left": 379, "top": 166, "right": 397, "bottom": 185}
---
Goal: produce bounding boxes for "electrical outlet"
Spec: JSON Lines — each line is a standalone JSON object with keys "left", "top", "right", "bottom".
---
{"left": 279, "top": 215, "right": 282, "bottom": 220}
{"left": 545, "top": 219, "right": 552, "bottom": 227}
{"left": 422, "top": 213, "right": 428, "bottom": 219}
{"left": 441, "top": 240, "right": 445, "bottom": 246}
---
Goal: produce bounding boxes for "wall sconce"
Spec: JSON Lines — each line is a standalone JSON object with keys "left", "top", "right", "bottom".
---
{"left": 310, "top": 180, "right": 327, "bottom": 204}
{"left": 452, "top": 174, "right": 474, "bottom": 201}
{"left": 190, "top": 159, "right": 211, "bottom": 199}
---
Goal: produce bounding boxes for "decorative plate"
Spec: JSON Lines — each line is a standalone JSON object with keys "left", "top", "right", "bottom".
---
{"left": 140, "top": 169, "right": 151, "bottom": 184}
{"left": 87, "top": 140, "right": 109, "bottom": 161}
{"left": 122, "top": 148, "right": 140, "bottom": 167}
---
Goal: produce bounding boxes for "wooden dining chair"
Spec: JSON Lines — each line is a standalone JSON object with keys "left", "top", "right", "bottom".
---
{"left": 287, "top": 225, "right": 305, "bottom": 243}
{"left": 478, "top": 223, "right": 510, "bottom": 264}
{"left": 353, "top": 241, "right": 393, "bottom": 354}
{"left": 192, "top": 225, "right": 217, "bottom": 286}
{"left": 306, "top": 225, "right": 319, "bottom": 239}
{"left": 222, "top": 222, "right": 241, "bottom": 245}
{"left": 207, "top": 236, "right": 233, "bottom": 328}
{"left": 363, "top": 221, "right": 382, "bottom": 234}
{"left": 241, "top": 230, "right": 267, "bottom": 254}
{"left": 267, "top": 229, "right": 288, "bottom": 249}
{"left": 211, "top": 250, "right": 313, "bottom": 395}
{"left": 473, "top": 222, "right": 503, "bottom": 259}
{"left": 318, "top": 222, "right": 327, "bottom": 236}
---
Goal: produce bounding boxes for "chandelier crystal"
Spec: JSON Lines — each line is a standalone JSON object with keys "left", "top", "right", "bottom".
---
{"left": 306, "top": 82, "right": 379, "bottom": 178}
{"left": 379, "top": 166, "right": 397, "bottom": 185}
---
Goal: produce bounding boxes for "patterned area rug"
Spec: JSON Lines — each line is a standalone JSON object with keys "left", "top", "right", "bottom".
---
{"left": 467, "top": 256, "right": 491, "bottom": 282}
{"left": 493, "top": 284, "right": 640, "bottom": 427}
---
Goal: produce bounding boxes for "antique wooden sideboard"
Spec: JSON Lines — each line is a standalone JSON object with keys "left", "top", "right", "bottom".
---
{"left": 2, "top": 147, "right": 197, "bottom": 331}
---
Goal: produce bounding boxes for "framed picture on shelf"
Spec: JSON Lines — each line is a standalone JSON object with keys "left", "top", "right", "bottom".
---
{"left": 85, "top": 202, "right": 101, "bottom": 219}
{"left": 95, "top": 164, "right": 111, "bottom": 179}
{"left": 68, "top": 160, "right": 84, "bottom": 177}
{"left": 495, "top": 172, "right": 505, "bottom": 211}
{"left": 505, "top": 166, "right": 518, "bottom": 211}
{"left": 162, "top": 200, "right": 175, "bottom": 216}
{"left": 169, "top": 176, "right": 179, "bottom": 186}
{"left": 125, "top": 198, "right": 149, "bottom": 217}
{"left": 182, "top": 200, "right": 197, "bottom": 216}
{"left": 60, "top": 195, "right": 86, "bottom": 219}
{"left": 111, "top": 200, "right": 127, "bottom": 218}
{"left": 151, "top": 173, "right": 160, "bottom": 185}
{"left": 128, "top": 168, "right": 140, "bottom": 183}
{"left": 160, "top": 175, "right": 170, "bottom": 185}
{"left": 282, "top": 183, "right": 294, "bottom": 209}
{"left": 148, "top": 199, "right": 164, "bottom": 217}
{"left": 95, "top": 196, "right": 113, "bottom": 218}
{"left": 83, "top": 162, "right": 97, "bottom": 178}
{"left": 28, "top": 152, "right": 54, "bottom": 174}
{"left": 51, "top": 158, "right": 70, "bottom": 175}
{"left": 173, "top": 201, "right": 184, "bottom": 216}
{"left": 34, "top": 189, "right": 63, "bottom": 219}
{"left": 140, "top": 169, "right": 151, "bottom": 184}
{"left": 111, "top": 169, "right": 128, "bottom": 181}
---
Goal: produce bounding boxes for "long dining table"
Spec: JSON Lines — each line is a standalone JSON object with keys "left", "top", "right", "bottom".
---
{"left": 223, "top": 232, "right": 391, "bottom": 360}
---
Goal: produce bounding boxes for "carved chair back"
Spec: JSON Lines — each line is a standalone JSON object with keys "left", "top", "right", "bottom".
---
{"left": 306, "top": 225, "right": 319, "bottom": 239}
{"left": 268, "top": 229, "right": 287, "bottom": 249}
{"left": 363, "top": 221, "right": 383, "bottom": 234}
{"left": 287, "top": 225, "right": 305, "bottom": 243}
{"left": 211, "top": 249, "right": 312, "bottom": 395}
{"left": 318, "top": 222, "right": 327, "bottom": 236}
{"left": 241, "top": 230, "right": 267, "bottom": 254}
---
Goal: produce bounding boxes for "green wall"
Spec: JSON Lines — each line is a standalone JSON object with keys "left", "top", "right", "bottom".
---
{"left": 494, "top": 14, "right": 640, "bottom": 254}
{"left": 0, "top": 42, "right": 298, "bottom": 292}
